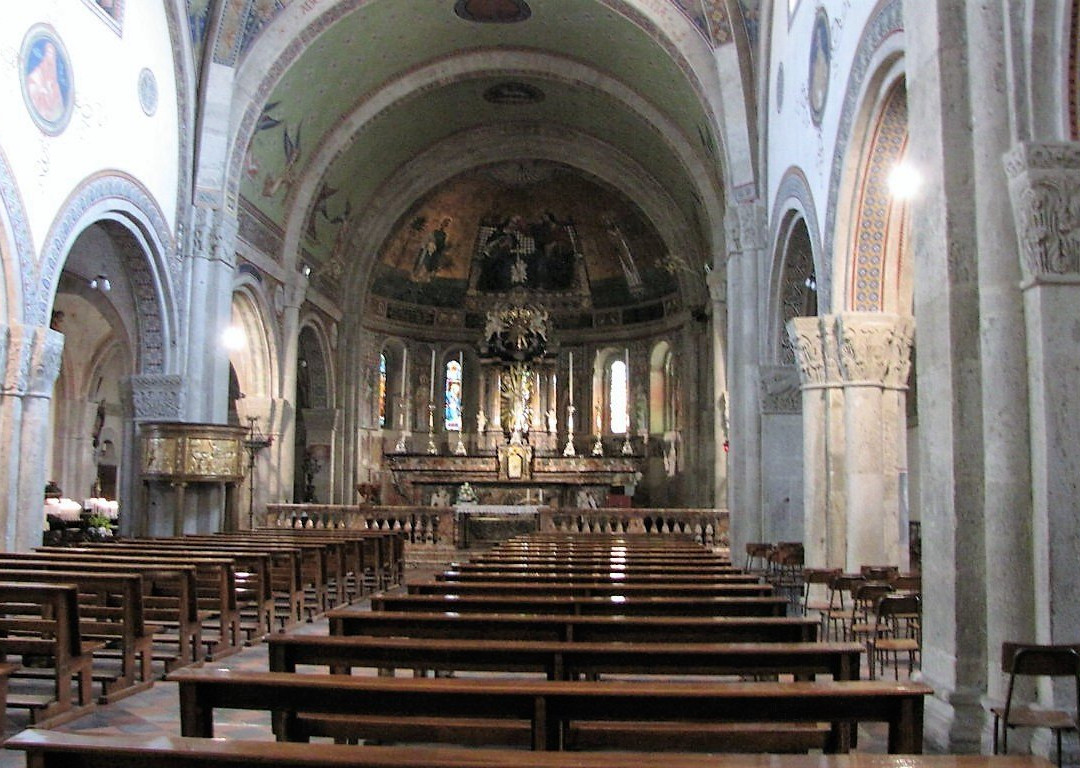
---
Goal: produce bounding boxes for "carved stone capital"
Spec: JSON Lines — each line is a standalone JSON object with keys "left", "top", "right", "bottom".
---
{"left": 124, "top": 374, "right": 185, "bottom": 421}
{"left": 835, "top": 313, "right": 914, "bottom": 388}
{"left": 0, "top": 324, "right": 64, "bottom": 398}
{"left": 760, "top": 364, "right": 802, "bottom": 414}
{"left": 725, "top": 201, "right": 767, "bottom": 255}
{"left": 706, "top": 269, "right": 726, "bottom": 305}
{"left": 1005, "top": 142, "right": 1080, "bottom": 283}
{"left": 787, "top": 316, "right": 831, "bottom": 387}
{"left": 191, "top": 206, "right": 239, "bottom": 266}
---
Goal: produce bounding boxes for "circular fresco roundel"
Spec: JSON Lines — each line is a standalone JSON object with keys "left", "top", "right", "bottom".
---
{"left": 20, "top": 24, "right": 74, "bottom": 136}
{"left": 808, "top": 7, "right": 830, "bottom": 125}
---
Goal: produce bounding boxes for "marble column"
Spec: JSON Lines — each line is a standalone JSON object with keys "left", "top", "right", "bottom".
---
{"left": 725, "top": 202, "right": 766, "bottom": 557}
{"left": 278, "top": 278, "right": 307, "bottom": 501}
{"left": 1006, "top": 143, "right": 1080, "bottom": 655}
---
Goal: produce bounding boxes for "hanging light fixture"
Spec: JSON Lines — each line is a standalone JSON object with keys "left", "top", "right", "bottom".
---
{"left": 89, "top": 274, "right": 111, "bottom": 292}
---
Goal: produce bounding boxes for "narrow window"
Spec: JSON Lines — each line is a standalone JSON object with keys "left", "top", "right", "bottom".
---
{"left": 378, "top": 353, "right": 387, "bottom": 427}
{"left": 610, "top": 359, "right": 628, "bottom": 434}
{"left": 445, "top": 359, "right": 462, "bottom": 431}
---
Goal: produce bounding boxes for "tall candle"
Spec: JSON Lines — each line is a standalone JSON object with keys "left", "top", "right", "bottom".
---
{"left": 568, "top": 351, "right": 573, "bottom": 395}
{"left": 401, "top": 346, "right": 408, "bottom": 397}
{"left": 429, "top": 349, "right": 436, "bottom": 400}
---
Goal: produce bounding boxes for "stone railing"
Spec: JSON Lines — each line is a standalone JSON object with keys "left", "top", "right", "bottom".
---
{"left": 263, "top": 504, "right": 729, "bottom": 549}
{"left": 542, "top": 508, "right": 729, "bottom": 548}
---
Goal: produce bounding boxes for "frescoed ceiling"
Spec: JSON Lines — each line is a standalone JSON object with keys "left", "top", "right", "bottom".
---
{"left": 209, "top": 0, "right": 741, "bottom": 313}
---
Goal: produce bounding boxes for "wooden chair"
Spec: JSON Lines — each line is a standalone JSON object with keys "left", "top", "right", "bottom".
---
{"left": 744, "top": 543, "right": 771, "bottom": 573}
{"left": 867, "top": 594, "right": 921, "bottom": 680}
{"left": 801, "top": 567, "right": 841, "bottom": 619}
{"left": 821, "top": 575, "right": 864, "bottom": 641}
{"left": 846, "top": 582, "right": 894, "bottom": 644}
{"left": 991, "top": 643, "right": 1080, "bottom": 768}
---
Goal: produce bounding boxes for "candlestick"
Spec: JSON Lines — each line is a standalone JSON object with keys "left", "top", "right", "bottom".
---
{"left": 568, "top": 350, "right": 573, "bottom": 393}
{"left": 400, "top": 346, "right": 408, "bottom": 397}
{"left": 429, "top": 348, "right": 436, "bottom": 400}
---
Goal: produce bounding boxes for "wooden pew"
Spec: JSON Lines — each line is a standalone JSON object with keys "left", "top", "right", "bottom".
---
{"left": 436, "top": 570, "right": 761, "bottom": 583}
{"left": 166, "top": 668, "right": 933, "bottom": 753}
{"left": 96, "top": 540, "right": 289, "bottom": 634}
{"left": 0, "top": 582, "right": 93, "bottom": 727}
{"left": 377, "top": 593, "right": 788, "bottom": 617}
{"left": 328, "top": 610, "right": 820, "bottom": 643}
{"left": 267, "top": 634, "right": 864, "bottom": 681}
{"left": 408, "top": 580, "right": 774, "bottom": 598}
{"left": 8, "top": 730, "right": 1056, "bottom": 768}
{"left": 0, "top": 554, "right": 201, "bottom": 670}
{"left": 449, "top": 561, "right": 745, "bottom": 575}
{"left": 48, "top": 544, "right": 248, "bottom": 654}
{"left": 0, "top": 569, "right": 153, "bottom": 702}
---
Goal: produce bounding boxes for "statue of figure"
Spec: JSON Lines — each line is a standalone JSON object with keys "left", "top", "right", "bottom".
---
{"left": 476, "top": 409, "right": 488, "bottom": 433}
{"left": 430, "top": 488, "right": 451, "bottom": 507}
{"left": 456, "top": 482, "right": 478, "bottom": 504}
{"left": 546, "top": 408, "right": 557, "bottom": 433}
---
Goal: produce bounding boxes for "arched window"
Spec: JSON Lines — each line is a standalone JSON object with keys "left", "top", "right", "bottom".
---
{"left": 378, "top": 353, "right": 387, "bottom": 427}
{"left": 609, "top": 359, "right": 628, "bottom": 434}
{"left": 444, "top": 359, "right": 462, "bottom": 431}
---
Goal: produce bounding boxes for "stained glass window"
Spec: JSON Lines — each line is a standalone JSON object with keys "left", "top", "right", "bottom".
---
{"left": 444, "top": 359, "right": 462, "bottom": 431}
{"left": 378, "top": 353, "right": 387, "bottom": 427}
{"left": 610, "top": 359, "right": 628, "bottom": 434}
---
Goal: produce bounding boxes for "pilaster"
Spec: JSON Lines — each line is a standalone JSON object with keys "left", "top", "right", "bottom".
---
{"left": 1005, "top": 142, "right": 1080, "bottom": 658}
{"left": 707, "top": 270, "right": 729, "bottom": 512}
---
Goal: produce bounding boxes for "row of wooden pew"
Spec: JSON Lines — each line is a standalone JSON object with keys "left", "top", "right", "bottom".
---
{"left": 163, "top": 533, "right": 929, "bottom": 753}
{"left": 0, "top": 528, "right": 403, "bottom": 731}
{"left": 4, "top": 531, "right": 1049, "bottom": 768}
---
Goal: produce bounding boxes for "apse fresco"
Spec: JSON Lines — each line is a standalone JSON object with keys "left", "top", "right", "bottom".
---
{"left": 370, "top": 164, "right": 676, "bottom": 310}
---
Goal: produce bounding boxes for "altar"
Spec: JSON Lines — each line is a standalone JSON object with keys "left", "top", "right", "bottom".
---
{"left": 454, "top": 503, "right": 540, "bottom": 547}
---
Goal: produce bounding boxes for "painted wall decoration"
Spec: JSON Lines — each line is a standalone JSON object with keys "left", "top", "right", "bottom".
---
{"left": 20, "top": 25, "right": 74, "bottom": 136}
{"left": 84, "top": 0, "right": 124, "bottom": 34}
{"left": 370, "top": 163, "right": 675, "bottom": 310}
{"left": 188, "top": 0, "right": 212, "bottom": 71}
{"left": 808, "top": 7, "right": 830, "bottom": 125}
{"left": 138, "top": 68, "right": 158, "bottom": 116}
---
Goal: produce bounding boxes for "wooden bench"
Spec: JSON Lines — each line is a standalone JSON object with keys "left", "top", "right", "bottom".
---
{"left": 0, "top": 581, "right": 93, "bottom": 727}
{"left": 267, "top": 634, "right": 864, "bottom": 681}
{"left": 9, "top": 730, "right": 1055, "bottom": 768}
{"left": 449, "top": 561, "right": 744, "bottom": 575}
{"left": 436, "top": 570, "right": 761, "bottom": 583}
{"left": 374, "top": 593, "right": 790, "bottom": 617}
{"left": 0, "top": 569, "right": 153, "bottom": 702}
{"left": 408, "top": 580, "right": 774, "bottom": 598}
{"left": 166, "top": 668, "right": 932, "bottom": 753}
{"left": 327, "top": 610, "right": 820, "bottom": 643}
{"left": 0, "top": 554, "right": 201, "bottom": 671}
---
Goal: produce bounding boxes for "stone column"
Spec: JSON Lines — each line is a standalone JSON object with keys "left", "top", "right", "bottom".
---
{"left": 1006, "top": 143, "right": 1080, "bottom": 653}
{"left": 835, "top": 313, "right": 914, "bottom": 571}
{"left": 186, "top": 206, "right": 238, "bottom": 423}
{"left": 122, "top": 375, "right": 185, "bottom": 536}
{"left": 0, "top": 325, "right": 65, "bottom": 551}
{"left": 905, "top": 0, "right": 992, "bottom": 749}
{"left": 725, "top": 201, "right": 766, "bottom": 557}
{"left": 278, "top": 278, "right": 307, "bottom": 499}
{"left": 707, "top": 271, "right": 729, "bottom": 512}
{"left": 788, "top": 315, "right": 844, "bottom": 567}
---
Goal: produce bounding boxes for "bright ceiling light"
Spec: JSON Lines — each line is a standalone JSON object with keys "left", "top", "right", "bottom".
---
{"left": 887, "top": 161, "right": 921, "bottom": 200}
{"left": 221, "top": 325, "right": 246, "bottom": 351}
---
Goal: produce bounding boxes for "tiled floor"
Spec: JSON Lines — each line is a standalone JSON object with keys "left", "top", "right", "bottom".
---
{"left": 0, "top": 568, "right": 906, "bottom": 767}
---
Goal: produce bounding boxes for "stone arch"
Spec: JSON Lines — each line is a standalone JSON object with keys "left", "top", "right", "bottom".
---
{"left": 838, "top": 79, "right": 910, "bottom": 314}
{"left": 297, "top": 320, "right": 333, "bottom": 410}
{"left": 768, "top": 167, "right": 823, "bottom": 364}
{"left": 822, "top": 0, "right": 904, "bottom": 306}
{"left": 228, "top": 286, "right": 277, "bottom": 401}
{"left": 36, "top": 173, "right": 179, "bottom": 374}
{"left": 649, "top": 339, "right": 674, "bottom": 434}
{"left": 0, "top": 146, "right": 32, "bottom": 325}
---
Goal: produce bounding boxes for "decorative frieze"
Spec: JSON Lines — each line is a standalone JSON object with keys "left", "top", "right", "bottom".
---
{"left": 125, "top": 374, "right": 185, "bottom": 421}
{"left": 1005, "top": 142, "right": 1080, "bottom": 283}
